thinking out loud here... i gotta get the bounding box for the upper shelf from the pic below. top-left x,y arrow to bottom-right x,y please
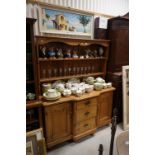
35,35 -> 110,47
39,57 -> 107,62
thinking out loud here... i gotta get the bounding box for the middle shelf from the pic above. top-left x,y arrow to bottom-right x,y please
40,72 -> 104,82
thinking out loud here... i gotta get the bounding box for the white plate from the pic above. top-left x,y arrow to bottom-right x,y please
43,92 -> 61,101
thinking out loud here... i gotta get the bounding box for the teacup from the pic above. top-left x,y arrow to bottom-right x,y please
42,83 -> 52,93
71,87 -> 78,95
47,89 -> 57,97
63,89 -> 71,97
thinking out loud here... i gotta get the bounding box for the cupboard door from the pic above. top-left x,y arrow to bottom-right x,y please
97,91 -> 113,127
44,102 -> 72,144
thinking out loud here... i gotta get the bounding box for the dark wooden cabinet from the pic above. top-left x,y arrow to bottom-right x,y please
44,102 -> 72,148
26,18 -> 37,100
106,14 -> 129,123
107,15 -> 129,72
97,91 -> 113,127
26,18 -> 43,131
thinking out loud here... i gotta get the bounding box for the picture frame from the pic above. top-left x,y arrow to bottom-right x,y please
26,128 -> 44,141
122,65 -> 129,130
26,128 -> 46,155
38,5 -> 94,38
26,135 -> 38,155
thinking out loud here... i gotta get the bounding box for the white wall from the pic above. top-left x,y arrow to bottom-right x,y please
26,0 -> 129,36
27,0 -> 129,17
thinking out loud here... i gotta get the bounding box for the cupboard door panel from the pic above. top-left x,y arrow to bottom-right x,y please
97,92 -> 113,127
44,102 -> 71,143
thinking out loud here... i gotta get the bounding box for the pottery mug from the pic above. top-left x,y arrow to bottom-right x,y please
47,89 -> 57,97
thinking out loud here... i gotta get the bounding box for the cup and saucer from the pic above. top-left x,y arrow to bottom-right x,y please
43,89 -> 61,101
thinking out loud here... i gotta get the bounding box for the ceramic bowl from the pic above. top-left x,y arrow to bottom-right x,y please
65,82 -> 72,89
78,86 -> 85,94
52,80 -> 65,89
85,85 -> 94,93
71,87 -> 78,95
75,89 -> 82,97
94,82 -> 104,90
55,83 -> 65,93
62,89 -> 72,97
106,82 -> 112,88
102,83 -> 108,89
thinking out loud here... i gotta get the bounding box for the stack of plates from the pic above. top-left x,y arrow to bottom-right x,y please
43,92 -> 61,101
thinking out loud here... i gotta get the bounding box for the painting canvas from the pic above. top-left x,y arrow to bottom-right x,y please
26,135 -> 38,155
39,7 -> 93,36
122,65 -> 129,130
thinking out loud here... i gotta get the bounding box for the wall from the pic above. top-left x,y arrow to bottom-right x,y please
27,0 -> 129,17
26,0 -> 129,36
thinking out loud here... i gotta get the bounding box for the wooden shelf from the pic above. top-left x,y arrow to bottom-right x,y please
41,87 -> 116,106
26,100 -> 42,109
40,72 -> 104,82
39,57 -> 107,62
26,119 -> 39,125
26,80 -> 35,84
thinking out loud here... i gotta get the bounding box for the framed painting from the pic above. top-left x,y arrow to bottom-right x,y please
26,135 -> 38,155
26,128 -> 46,155
26,128 -> 44,141
122,65 -> 129,130
38,6 -> 93,37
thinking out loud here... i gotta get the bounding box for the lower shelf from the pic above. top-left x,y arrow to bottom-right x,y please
26,119 -> 39,126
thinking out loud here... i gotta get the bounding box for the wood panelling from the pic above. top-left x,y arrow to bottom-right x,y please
44,102 -> 72,147
97,91 -> 113,127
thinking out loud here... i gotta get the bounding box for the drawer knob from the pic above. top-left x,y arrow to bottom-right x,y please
85,101 -> 90,105
85,112 -> 90,115
84,124 -> 89,127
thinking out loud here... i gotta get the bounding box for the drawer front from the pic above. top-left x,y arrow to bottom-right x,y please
76,98 -> 97,110
75,118 -> 96,134
76,106 -> 97,123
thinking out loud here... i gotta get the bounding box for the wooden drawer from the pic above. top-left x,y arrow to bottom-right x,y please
75,118 -> 96,134
76,106 -> 97,123
76,98 -> 97,110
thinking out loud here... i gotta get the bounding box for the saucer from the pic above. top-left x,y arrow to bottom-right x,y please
43,92 -> 61,101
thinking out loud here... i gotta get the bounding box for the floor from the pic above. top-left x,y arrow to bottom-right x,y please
47,124 -> 124,155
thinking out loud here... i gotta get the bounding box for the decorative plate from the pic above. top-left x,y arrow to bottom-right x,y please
43,92 -> 61,101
